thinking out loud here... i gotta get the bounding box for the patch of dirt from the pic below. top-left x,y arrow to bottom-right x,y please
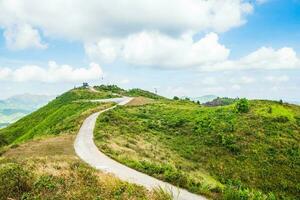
126,97 -> 154,106
3,135 -> 75,159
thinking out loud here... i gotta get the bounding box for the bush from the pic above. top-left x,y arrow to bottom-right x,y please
235,98 -> 250,113
173,96 -> 179,100
224,186 -> 277,200
0,163 -> 32,199
273,116 -> 289,123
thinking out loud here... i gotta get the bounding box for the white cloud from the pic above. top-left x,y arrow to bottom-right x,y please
0,0 -> 252,42
202,47 -> 300,71
86,32 -> 230,68
0,68 -> 11,79
0,0 -> 297,73
87,32 -> 300,71
232,84 -> 241,90
202,77 -> 218,85
230,76 -> 255,84
0,62 -> 103,83
120,79 -> 130,84
3,23 -> 47,50
265,75 -> 289,83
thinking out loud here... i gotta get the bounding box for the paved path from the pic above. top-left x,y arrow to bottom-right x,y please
74,97 -> 206,200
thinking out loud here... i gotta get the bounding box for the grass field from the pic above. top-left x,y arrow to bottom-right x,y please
0,135 -> 172,200
95,98 -> 300,199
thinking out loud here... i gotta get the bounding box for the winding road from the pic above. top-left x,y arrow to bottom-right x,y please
74,97 -> 206,200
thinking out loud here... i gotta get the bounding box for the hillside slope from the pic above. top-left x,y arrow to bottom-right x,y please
95,98 -> 300,199
0,86 -> 172,200
0,87 -> 117,148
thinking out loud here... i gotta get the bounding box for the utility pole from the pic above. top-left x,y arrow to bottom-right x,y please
154,88 -> 157,94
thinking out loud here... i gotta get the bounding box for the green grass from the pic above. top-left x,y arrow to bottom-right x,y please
94,85 -> 166,100
94,99 -> 300,199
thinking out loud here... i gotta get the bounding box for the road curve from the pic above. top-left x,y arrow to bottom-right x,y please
74,97 -> 206,200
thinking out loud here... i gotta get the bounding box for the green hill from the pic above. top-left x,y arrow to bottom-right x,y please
190,95 -> 218,103
1,85 -> 299,199
94,97 -> 300,199
0,86 -> 170,200
0,87 -> 117,148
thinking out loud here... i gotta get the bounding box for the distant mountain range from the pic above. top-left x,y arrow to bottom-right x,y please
189,95 -> 218,103
0,94 -> 55,128
288,101 -> 300,105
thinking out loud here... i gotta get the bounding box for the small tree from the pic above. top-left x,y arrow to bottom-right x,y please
235,98 -> 250,113
173,96 -> 179,100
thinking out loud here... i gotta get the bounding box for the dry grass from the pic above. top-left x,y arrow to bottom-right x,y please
1,135 -> 173,199
3,135 -> 75,159
126,97 -> 154,106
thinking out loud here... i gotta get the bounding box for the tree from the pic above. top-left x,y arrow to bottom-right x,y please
173,96 -> 179,100
235,98 -> 250,113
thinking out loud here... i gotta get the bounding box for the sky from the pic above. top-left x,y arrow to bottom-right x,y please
0,0 -> 299,101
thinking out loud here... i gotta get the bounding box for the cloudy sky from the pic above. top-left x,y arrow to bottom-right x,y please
0,0 -> 299,101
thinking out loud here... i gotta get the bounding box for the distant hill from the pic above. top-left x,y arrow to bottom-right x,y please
288,101 -> 300,105
203,97 -> 239,107
190,95 -> 218,103
0,94 -> 55,127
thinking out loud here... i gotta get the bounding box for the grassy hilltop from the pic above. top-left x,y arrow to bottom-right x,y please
94,91 -> 300,199
0,85 -> 299,200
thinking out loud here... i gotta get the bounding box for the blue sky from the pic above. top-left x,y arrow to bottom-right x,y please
0,0 -> 299,101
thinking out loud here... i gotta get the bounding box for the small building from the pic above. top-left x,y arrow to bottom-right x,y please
83,82 -> 89,88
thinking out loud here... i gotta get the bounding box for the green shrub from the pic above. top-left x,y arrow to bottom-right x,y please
173,96 -> 179,100
0,163 -> 32,199
34,175 -> 60,192
272,116 -> 289,123
224,186 -> 276,200
235,98 -> 250,113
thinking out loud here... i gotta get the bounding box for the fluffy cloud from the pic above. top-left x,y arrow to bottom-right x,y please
86,32 -> 230,68
202,47 -> 300,71
3,23 -> 47,50
0,0 -> 296,73
0,68 -> 11,79
0,62 -> 103,82
230,76 -> 255,84
265,75 -> 290,83
0,0 -> 252,42
201,77 -> 218,85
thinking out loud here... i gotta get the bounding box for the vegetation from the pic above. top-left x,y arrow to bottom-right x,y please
94,85 -> 165,100
1,85 -> 299,199
203,97 -> 238,107
95,98 -> 300,199
0,88 -> 114,148
0,134 -> 171,200
235,98 -> 250,113
0,86 -> 174,199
